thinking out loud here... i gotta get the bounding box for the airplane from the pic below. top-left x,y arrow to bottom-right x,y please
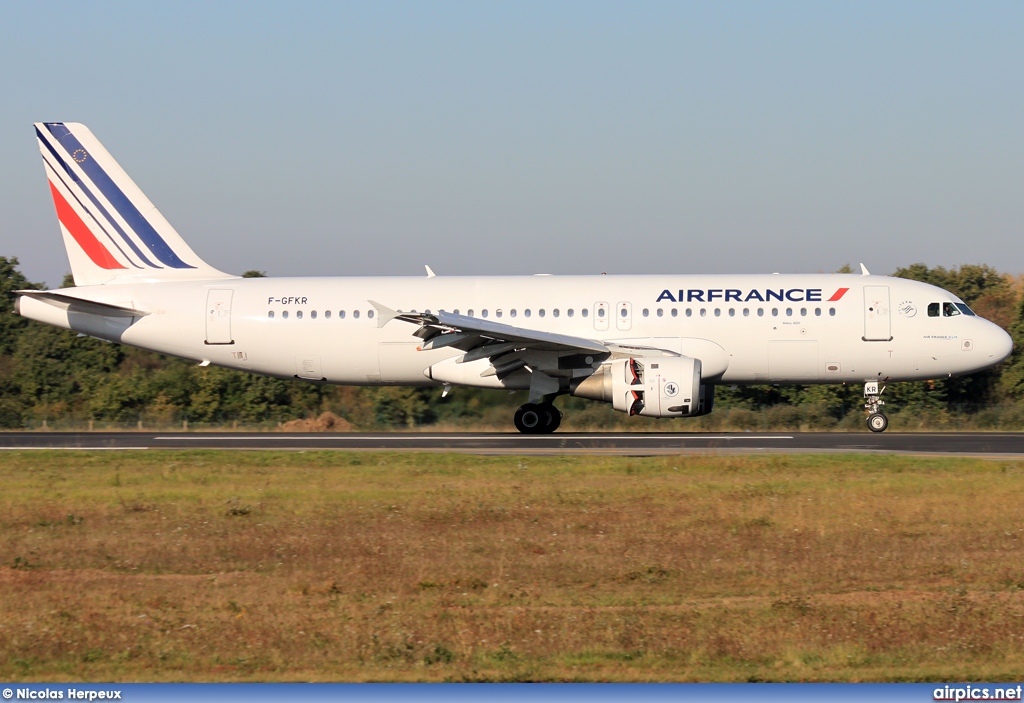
15,122 -> 1014,433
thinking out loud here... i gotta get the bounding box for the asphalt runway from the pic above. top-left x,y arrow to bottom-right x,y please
0,431 -> 1022,456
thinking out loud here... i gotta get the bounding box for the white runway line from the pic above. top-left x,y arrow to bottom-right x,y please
152,434 -> 795,441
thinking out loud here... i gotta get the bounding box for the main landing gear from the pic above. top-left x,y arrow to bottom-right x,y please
864,381 -> 888,433
514,402 -> 562,434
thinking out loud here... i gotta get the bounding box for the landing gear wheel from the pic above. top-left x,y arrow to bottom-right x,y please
514,403 -> 545,434
514,403 -> 562,434
539,403 -> 561,433
867,413 -> 888,433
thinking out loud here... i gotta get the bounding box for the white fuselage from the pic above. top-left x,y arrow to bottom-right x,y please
18,272 -> 1013,388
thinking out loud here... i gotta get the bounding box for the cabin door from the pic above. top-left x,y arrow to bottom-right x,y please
205,289 -> 234,345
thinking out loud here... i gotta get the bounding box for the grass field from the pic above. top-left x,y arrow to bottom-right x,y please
2,450 -> 1024,682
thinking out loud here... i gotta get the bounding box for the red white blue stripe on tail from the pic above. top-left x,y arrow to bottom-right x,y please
35,122 -> 229,285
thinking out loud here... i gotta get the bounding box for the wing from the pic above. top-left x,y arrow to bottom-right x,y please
371,300 -> 606,353
369,300 -> 680,385
370,300 -> 610,385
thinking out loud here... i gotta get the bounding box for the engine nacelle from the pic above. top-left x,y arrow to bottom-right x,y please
571,356 -> 707,418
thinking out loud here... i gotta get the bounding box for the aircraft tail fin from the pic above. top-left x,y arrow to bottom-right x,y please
35,122 -> 233,286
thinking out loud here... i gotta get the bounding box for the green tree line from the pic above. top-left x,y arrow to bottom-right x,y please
2,256 -> 1023,430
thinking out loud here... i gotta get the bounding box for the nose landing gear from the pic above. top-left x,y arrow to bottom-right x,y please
513,402 -> 562,434
864,381 -> 888,433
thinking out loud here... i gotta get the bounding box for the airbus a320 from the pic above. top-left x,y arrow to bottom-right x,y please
16,123 -> 1014,433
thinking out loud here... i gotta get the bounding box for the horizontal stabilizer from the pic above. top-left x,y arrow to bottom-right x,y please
16,290 -> 148,318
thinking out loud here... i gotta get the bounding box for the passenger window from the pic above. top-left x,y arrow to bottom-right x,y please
814,308 -> 821,316
268,311 -> 275,319
757,308 -> 764,317
524,309 -> 531,317
800,308 -> 807,316
928,302 -> 940,317
553,309 -> 560,317
685,309 -> 692,317
597,308 -> 604,318
671,309 -> 678,317
510,309 -> 516,318
620,308 -> 628,318
743,308 -> 749,317
567,309 -> 574,317
482,309 -> 488,318
785,308 -> 792,316
368,310 -> 374,319
582,308 -> 589,317
714,308 -> 721,317
829,308 -> 836,316
700,308 -> 707,317
729,308 -> 735,317
311,310 -> 317,319
496,310 -> 503,318
467,309 -> 474,317
642,309 -> 649,317
283,311 -> 289,319
943,302 -> 960,317
657,308 -> 664,317
325,310 -> 331,319
297,310 -> 303,319
339,310 -> 345,319
353,310 -> 359,319
772,308 -> 779,317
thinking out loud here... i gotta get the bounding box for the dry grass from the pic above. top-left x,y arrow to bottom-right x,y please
2,450 -> 1024,681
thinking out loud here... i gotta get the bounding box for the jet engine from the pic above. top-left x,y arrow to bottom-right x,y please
570,356 -> 711,418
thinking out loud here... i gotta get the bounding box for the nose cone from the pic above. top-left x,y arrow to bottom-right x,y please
985,323 -> 1014,366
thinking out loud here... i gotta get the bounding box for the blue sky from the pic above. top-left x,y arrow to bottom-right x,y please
1,1 -> 1021,287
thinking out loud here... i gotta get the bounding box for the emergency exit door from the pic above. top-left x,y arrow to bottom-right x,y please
594,302 -> 609,331
205,289 -> 234,344
616,302 -> 632,331
863,285 -> 892,341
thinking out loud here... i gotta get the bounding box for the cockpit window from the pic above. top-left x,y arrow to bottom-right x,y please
928,303 -> 940,317
955,303 -> 976,316
943,302 -> 960,317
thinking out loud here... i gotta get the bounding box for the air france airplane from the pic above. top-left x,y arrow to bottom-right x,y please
16,123 -> 1014,433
